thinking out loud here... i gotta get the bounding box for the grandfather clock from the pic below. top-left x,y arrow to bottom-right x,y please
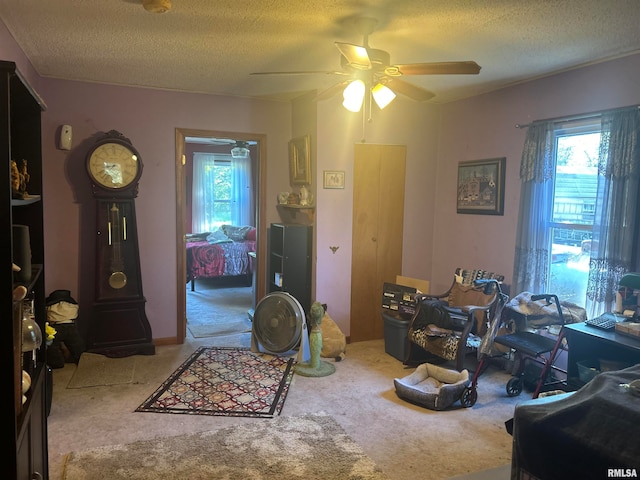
85,130 -> 154,356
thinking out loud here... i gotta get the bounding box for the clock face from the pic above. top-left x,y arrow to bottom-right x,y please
88,141 -> 141,190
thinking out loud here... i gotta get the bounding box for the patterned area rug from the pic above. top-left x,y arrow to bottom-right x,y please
62,414 -> 388,480
135,347 -> 294,418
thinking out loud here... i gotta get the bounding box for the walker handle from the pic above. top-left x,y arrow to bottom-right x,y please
531,293 -> 565,324
531,294 -> 553,302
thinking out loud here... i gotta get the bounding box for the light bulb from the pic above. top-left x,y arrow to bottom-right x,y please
372,83 -> 396,109
342,80 -> 365,112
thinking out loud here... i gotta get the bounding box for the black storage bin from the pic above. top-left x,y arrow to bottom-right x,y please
382,312 -> 410,361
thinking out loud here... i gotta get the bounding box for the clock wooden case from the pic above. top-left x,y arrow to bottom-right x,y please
85,130 -> 154,356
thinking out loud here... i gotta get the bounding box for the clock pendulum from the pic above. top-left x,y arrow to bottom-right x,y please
107,202 -> 127,289
85,130 -> 154,357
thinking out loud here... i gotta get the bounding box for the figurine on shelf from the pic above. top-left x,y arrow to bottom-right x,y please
299,185 -> 310,206
19,159 -> 30,197
278,191 -> 290,205
11,159 -> 22,199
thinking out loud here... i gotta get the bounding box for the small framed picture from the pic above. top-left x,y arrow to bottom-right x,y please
323,170 -> 345,189
456,157 -> 506,215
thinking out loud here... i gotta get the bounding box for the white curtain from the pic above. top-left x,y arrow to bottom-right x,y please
231,153 -> 253,226
586,108 -> 640,316
511,121 -> 555,295
191,153 -> 215,233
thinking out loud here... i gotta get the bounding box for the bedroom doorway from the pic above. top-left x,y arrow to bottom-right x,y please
175,129 -> 267,344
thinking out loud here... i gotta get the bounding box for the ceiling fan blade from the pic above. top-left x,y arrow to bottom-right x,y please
395,61 -> 481,76
251,70 -> 349,76
313,80 -> 351,101
384,78 -> 435,102
335,42 -> 371,70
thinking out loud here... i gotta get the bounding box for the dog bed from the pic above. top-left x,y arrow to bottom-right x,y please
394,363 -> 469,410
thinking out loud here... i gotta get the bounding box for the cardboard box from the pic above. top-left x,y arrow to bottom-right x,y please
381,276 -> 430,320
395,275 -> 430,295
615,321 -> 640,339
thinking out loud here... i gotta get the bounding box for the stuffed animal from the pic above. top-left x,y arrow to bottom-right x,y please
312,303 -> 346,362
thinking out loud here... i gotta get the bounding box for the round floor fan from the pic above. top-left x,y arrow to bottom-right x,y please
251,292 -> 310,362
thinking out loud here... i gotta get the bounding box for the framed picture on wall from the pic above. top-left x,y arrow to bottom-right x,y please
323,170 -> 345,189
289,135 -> 311,185
456,157 -> 505,215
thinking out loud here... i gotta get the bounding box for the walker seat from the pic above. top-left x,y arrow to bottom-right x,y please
394,363 -> 469,410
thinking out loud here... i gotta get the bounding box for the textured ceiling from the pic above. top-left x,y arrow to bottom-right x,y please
1,0 -> 639,103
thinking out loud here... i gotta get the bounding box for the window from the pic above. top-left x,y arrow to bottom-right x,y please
191,152 -> 253,233
514,107 -> 640,317
209,158 -> 232,228
548,122 -> 600,306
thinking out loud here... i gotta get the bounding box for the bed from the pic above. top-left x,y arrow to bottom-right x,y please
185,225 -> 256,291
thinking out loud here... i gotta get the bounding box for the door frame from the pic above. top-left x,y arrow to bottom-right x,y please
175,128 -> 267,343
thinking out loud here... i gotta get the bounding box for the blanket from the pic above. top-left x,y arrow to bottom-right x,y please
506,291 -> 587,327
512,364 -> 640,479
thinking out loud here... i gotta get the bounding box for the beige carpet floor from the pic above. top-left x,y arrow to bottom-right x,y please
186,280 -> 252,338
48,333 -> 521,480
63,413 -> 388,479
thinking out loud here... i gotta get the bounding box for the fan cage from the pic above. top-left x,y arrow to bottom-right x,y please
253,292 -> 305,353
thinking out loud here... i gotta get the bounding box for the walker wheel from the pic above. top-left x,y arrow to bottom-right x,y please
506,377 -> 523,397
461,386 -> 477,407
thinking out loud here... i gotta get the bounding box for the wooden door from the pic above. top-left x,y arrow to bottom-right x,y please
350,144 -> 406,342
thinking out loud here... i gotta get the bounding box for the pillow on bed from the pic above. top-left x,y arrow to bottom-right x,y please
221,225 -> 254,242
186,232 -> 210,241
206,229 -> 232,244
245,227 -> 256,241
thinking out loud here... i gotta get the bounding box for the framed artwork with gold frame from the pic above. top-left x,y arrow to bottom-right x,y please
289,135 -> 311,185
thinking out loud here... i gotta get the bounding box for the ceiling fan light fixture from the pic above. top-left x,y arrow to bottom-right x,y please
371,83 -> 396,109
342,79 -> 365,112
231,143 -> 250,158
142,0 -> 171,13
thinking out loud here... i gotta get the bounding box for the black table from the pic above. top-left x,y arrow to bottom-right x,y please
563,322 -> 640,389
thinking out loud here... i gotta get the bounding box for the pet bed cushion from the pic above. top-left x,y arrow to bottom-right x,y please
394,363 -> 469,410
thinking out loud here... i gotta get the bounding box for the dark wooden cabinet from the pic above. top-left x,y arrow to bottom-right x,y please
268,224 -> 312,313
2,60 -> 49,480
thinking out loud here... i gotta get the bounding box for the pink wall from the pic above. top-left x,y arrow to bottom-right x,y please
313,54 -> 640,335
314,97 -> 441,332
429,54 -> 640,294
3,18 -> 640,340
29,74 -> 291,340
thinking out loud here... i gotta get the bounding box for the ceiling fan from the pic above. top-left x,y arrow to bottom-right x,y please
251,17 -> 481,110
184,137 -> 255,158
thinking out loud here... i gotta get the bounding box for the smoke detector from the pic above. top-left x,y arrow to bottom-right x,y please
143,0 -> 171,13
